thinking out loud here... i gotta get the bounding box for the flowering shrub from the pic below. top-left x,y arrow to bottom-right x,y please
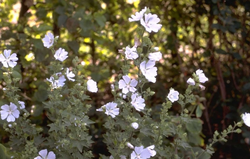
0,7 -> 246,159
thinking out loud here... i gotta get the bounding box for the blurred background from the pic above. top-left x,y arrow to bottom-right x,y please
0,0 -> 250,158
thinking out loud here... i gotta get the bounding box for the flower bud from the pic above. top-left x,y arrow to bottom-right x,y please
126,142 -> 134,149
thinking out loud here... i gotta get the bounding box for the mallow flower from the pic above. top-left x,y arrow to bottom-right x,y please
140,13 -> 162,33
146,145 -> 156,157
0,49 -> 18,68
42,33 -> 54,48
119,75 -> 138,94
129,7 -> 147,22
148,51 -> 162,61
46,73 -> 66,89
131,122 -> 139,129
196,69 -> 208,83
131,93 -> 145,111
187,78 -> 195,85
96,102 -> 119,118
167,89 -> 179,103
87,79 -> 98,93
0,103 -> 20,122
131,146 -> 151,159
54,48 -> 68,62
66,68 -> 75,81
18,101 -> 25,109
34,149 -> 56,159
242,113 -> 250,127
125,46 -> 138,60
140,60 -> 157,83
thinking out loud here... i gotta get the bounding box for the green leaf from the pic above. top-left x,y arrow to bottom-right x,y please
58,14 -> 68,27
192,147 -> 211,159
215,49 -> 228,55
185,118 -> 202,133
94,13 -> 106,27
196,105 -> 203,117
0,144 -> 10,159
12,70 -> 22,80
68,41 -> 79,54
34,88 -> 48,102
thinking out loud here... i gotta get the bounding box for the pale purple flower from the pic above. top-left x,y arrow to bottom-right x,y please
131,146 -> 151,159
18,101 -> 25,109
87,79 -> 98,93
187,78 -> 195,85
242,113 -> 250,127
0,103 -> 20,122
131,93 -> 145,111
131,122 -> 139,129
140,13 -> 162,33
119,75 -> 138,94
46,73 -> 66,89
54,48 -> 68,62
0,50 -> 18,68
66,68 -> 75,81
97,102 -> 119,118
34,149 -> 56,159
196,69 -> 208,83
125,46 -> 138,60
42,33 -> 54,48
148,52 -> 162,61
129,7 -> 147,22
140,60 -> 157,83
167,89 -> 179,103
146,145 -> 156,157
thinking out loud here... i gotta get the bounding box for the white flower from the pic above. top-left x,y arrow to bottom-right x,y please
199,84 -> 206,90
242,113 -> 250,127
131,93 -> 145,111
167,89 -> 179,103
34,149 -> 56,159
131,146 -> 151,159
140,60 -> 157,83
54,48 -> 68,62
140,13 -> 162,33
18,101 -> 25,109
99,102 -> 119,118
0,50 -> 18,68
125,46 -> 138,60
46,73 -> 66,89
66,68 -> 75,81
187,78 -> 195,85
196,69 -> 208,83
146,145 -> 156,157
129,7 -> 147,22
126,142 -> 134,149
131,122 -> 139,129
120,155 -> 126,159
154,47 -> 159,51
148,52 -> 162,61
0,103 -> 20,122
42,33 -> 54,48
118,75 -> 138,94
87,79 -> 98,93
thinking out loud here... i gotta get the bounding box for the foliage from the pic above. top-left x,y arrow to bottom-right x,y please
0,0 -> 250,159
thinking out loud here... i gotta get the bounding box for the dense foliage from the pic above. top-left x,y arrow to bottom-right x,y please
0,0 -> 250,158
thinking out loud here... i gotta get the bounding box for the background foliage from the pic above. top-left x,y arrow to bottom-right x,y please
0,0 -> 250,158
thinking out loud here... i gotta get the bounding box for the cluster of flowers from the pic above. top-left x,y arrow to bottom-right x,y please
1,6 -> 250,159
42,33 -> 98,92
